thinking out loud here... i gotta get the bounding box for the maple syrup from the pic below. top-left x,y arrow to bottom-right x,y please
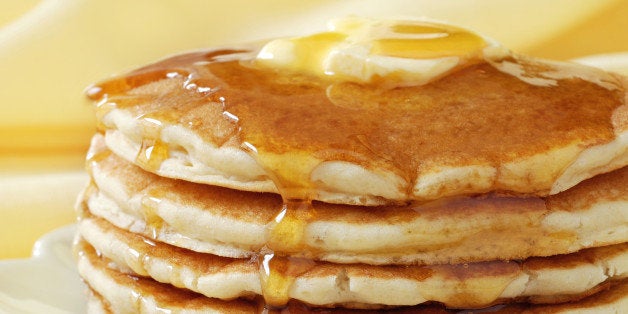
135,138 -> 169,172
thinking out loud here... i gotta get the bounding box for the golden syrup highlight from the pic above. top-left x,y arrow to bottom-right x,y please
135,138 -> 169,172
259,253 -> 317,307
139,191 -> 164,240
266,201 -> 316,254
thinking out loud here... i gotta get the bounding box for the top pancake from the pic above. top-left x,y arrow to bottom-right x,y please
88,47 -> 628,205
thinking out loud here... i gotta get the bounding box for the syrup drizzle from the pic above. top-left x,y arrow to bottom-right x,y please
247,140 -> 320,305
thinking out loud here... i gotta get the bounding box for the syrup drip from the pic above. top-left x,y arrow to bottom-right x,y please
259,253 -> 317,307
135,138 -> 169,172
266,201 -> 315,254
258,199 -> 318,307
222,97 -> 320,307
246,142 -> 320,306
140,191 -> 164,239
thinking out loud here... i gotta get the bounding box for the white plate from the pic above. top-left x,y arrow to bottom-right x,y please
0,225 -> 85,314
0,53 -> 626,314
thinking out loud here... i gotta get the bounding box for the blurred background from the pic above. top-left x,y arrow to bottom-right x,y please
1,0 -> 627,259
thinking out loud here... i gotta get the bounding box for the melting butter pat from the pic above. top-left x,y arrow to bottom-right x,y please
256,17 -> 504,85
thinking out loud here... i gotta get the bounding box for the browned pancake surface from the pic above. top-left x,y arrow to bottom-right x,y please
88,48 -> 626,200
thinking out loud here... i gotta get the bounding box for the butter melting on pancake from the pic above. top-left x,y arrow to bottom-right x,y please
87,17 -> 627,205
256,17 -> 497,86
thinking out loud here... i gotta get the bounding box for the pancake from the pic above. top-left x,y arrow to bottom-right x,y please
87,43 -> 628,206
78,216 -> 628,309
75,240 -> 259,313
76,238 -> 628,313
77,17 -> 628,313
82,134 -> 628,265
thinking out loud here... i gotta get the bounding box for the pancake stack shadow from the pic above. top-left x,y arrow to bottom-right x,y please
75,28 -> 628,313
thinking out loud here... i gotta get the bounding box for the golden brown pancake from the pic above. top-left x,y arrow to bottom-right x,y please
75,241 -> 259,313
77,216 -> 628,309
88,46 -> 627,205
82,134 -> 628,265
76,238 -> 628,313
77,18 -> 628,313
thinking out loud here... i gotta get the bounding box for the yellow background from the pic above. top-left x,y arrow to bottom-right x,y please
1,0 -> 627,259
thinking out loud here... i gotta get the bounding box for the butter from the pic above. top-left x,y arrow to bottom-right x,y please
256,17 -> 506,86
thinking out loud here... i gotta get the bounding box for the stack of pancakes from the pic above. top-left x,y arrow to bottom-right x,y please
75,20 -> 628,313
